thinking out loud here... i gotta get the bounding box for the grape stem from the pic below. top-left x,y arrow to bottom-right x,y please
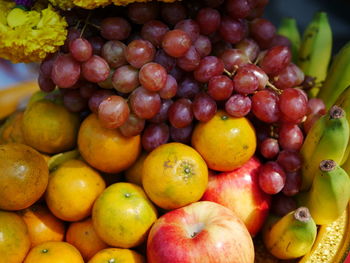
80,12 -> 92,38
224,68 -> 233,77
266,81 -> 282,95
87,22 -> 101,30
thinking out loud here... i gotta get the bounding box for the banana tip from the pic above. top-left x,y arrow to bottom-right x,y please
294,207 -> 312,222
329,105 -> 345,119
319,159 -> 336,172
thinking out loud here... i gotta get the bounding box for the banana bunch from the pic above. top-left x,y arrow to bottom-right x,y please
298,160 -> 350,225
300,105 -> 349,191
297,12 -> 332,97
334,86 -> 350,166
318,42 -> 350,109
277,17 -> 301,63
263,207 -> 317,259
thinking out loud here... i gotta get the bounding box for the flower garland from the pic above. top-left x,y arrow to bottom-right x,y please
0,0 -> 67,63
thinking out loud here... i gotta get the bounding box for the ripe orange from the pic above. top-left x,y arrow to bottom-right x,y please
142,142 -> 208,210
20,204 -> 65,248
92,182 -> 158,248
66,218 -> 108,261
0,111 -> 25,144
21,99 -> 80,154
88,248 -> 145,263
0,143 -> 49,210
23,241 -> 84,263
78,113 -> 141,174
45,159 -> 106,222
192,110 -> 257,171
0,210 -> 31,263
125,152 -> 148,186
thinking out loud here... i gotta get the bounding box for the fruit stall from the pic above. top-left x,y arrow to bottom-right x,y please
0,0 -> 350,262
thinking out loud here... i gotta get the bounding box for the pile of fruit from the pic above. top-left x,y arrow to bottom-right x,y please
0,0 -> 350,262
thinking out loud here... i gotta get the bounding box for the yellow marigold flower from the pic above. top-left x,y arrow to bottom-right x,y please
48,0 -> 74,10
72,0 -> 178,9
73,0 -> 111,9
110,0 -> 178,6
0,4 -> 67,63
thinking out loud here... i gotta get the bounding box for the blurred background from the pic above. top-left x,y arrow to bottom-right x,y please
1,0 -> 350,88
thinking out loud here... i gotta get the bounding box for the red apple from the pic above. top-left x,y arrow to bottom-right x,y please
201,156 -> 271,236
147,201 -> 254,263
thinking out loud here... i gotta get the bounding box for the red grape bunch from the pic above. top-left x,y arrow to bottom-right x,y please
38,0 -> 324,214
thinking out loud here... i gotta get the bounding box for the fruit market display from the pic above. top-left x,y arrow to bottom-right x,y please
0,0 -> 350,262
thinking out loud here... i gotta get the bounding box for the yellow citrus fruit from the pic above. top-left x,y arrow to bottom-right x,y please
23,241 -> 84,263
20,204 -> 65,248
27,89 -> 63,108
125,152 -> 148,186
22,99 -> 80,154
78,114 -> 141,174
142,142 -> 208,210
0,210 -> 31,263
92,182 -> 158,248
45,159 -> 106,222
88,248 -> 145,263
66,218 -> 108,261
0,143 -> 49,211
0,111 -> 25,144
192,110 -> 256,171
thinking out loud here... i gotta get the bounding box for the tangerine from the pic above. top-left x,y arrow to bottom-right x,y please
45,159 -> 106,222
92,182 -> 157,248
142,142 -> 208,210
0,111 -> 25,144
0,143 -> 48,210
23,241 -> 84,263
20,204 -> 65,247
66,217 -> 108,261
0,210 -> 31,263
78,114 -> 141,174
192,110 -> 257,171
88,248 -> 145,263
125,152 -> 148,186
21,99 -> 80,154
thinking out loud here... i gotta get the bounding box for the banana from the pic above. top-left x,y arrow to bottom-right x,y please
0,80 -> 39,120
318,41 -> 350,109
299,160 -> 350,225
342,151 -> 350,174
300,105 -> 349,191
277,17 -> 301,63
263,207 -> 317,260
48,149 -> 80,171
334,86 -> 350,164
297,12 -> 332,96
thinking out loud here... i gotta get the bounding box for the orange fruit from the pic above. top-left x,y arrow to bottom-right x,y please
22,99 -> 80,154
92,182 -> 158,248
78,113 -> 141,174
0,111 -> 25,144
20,204 -> 65,248
192,110 -> 256,171
125,152 -> 148,186
142,142 -> 208,210
0,143 -> 48,210
66,218 -> 108,261
88,248 -> 145,263
45,159 -> 106,222
0,210 -> 31,263
23,241 -> 84,263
